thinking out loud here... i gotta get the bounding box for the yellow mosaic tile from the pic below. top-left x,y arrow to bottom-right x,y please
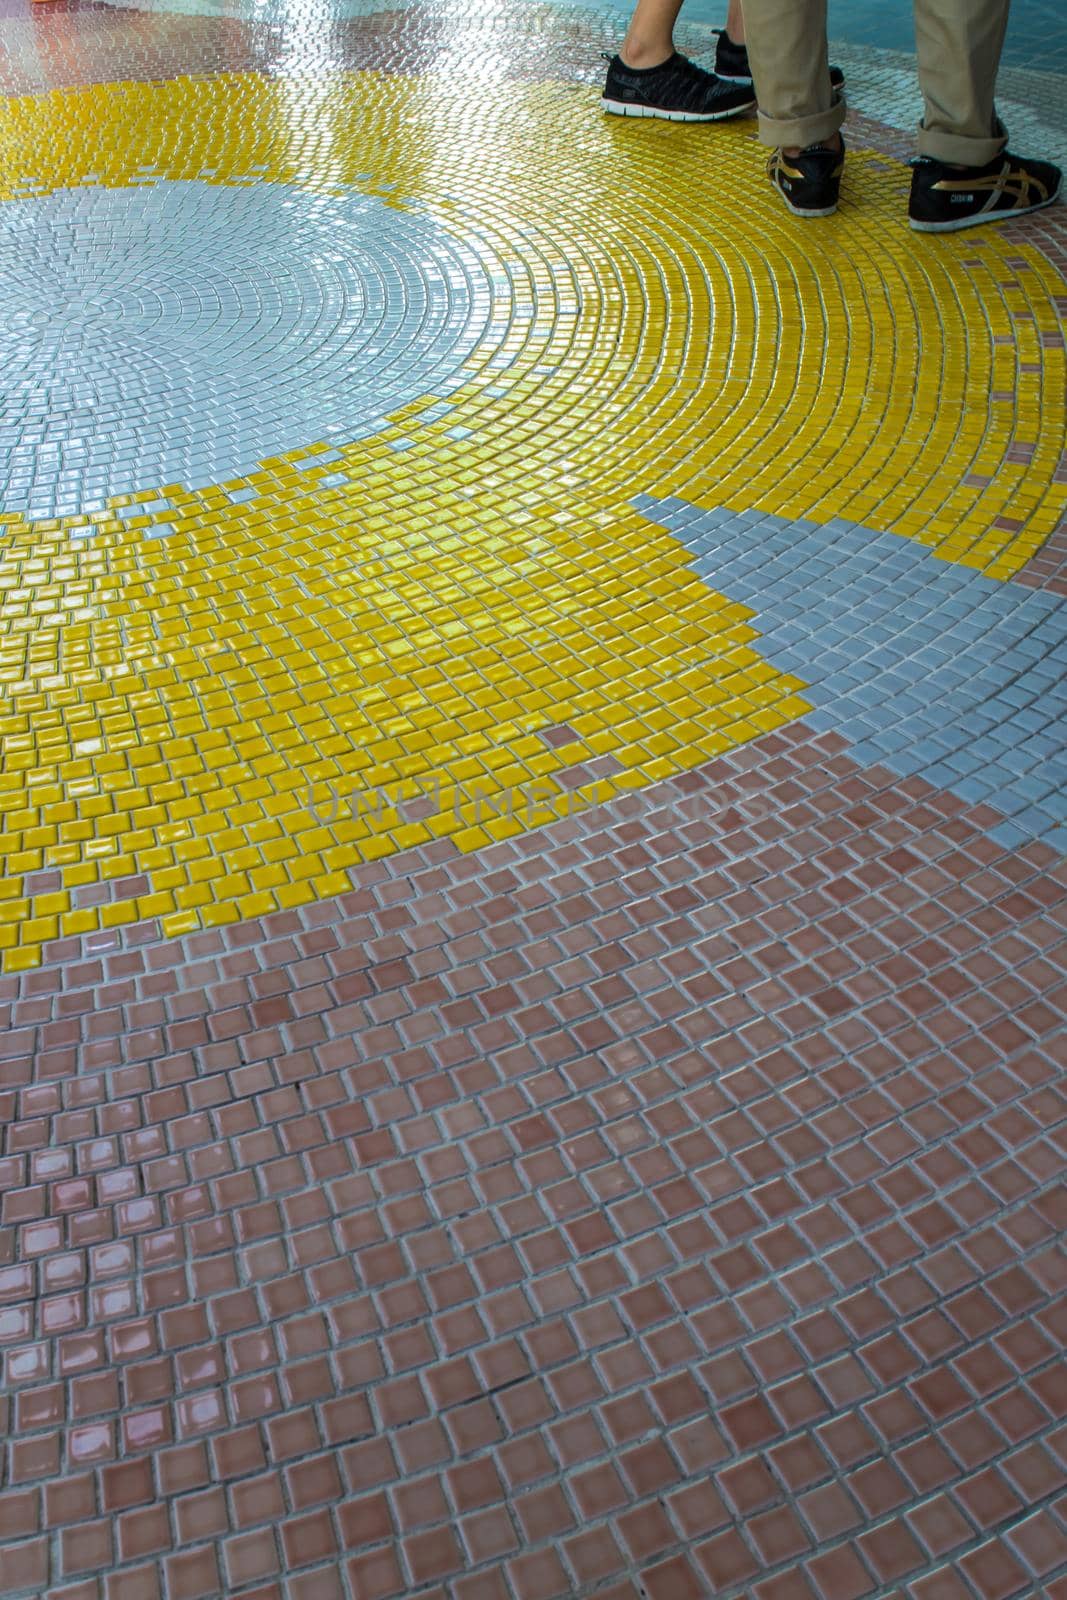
0,72 -> 1063,963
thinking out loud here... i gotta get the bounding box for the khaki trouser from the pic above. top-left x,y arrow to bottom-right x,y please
742,0 -> 1010,166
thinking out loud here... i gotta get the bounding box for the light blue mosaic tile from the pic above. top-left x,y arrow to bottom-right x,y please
0,179 -> 511,517
641,498 -> 1067,848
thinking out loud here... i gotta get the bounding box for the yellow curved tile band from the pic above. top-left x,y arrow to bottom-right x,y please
0,72 -> 1063,966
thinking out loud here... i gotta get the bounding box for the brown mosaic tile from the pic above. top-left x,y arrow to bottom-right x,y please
0,264 -> 1060,1597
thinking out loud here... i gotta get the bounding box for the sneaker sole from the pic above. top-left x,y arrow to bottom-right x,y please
772,183 -> 839,219
908,181 -> 1061,232
719,68 -> 846,87
601,95 -> 756,122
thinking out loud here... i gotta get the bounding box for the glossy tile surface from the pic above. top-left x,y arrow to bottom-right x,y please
0,0 -> 1065,1597
0,69 -> 1064,964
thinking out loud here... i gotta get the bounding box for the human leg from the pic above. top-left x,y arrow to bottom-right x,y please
741,0 -> 843,152
921,0 -> 1011,163
714,0 -> 845,94
619,0 -> 744,68
619,0 -> 685,68
603,0 -> 756,120
914,0 -> 1009,165
713,0 -> 753,77
908,0 -> 1060,229
740,0 -> 845,215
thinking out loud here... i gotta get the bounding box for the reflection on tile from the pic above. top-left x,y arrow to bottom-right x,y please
0,69 -> 1063,968
0,181 -> 499,514
0,2 -> 1064,1598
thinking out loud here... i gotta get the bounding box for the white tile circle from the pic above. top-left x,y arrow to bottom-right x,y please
0,179 -> 503,516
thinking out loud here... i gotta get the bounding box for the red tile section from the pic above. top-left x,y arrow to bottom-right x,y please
0,724 -> 1065,1599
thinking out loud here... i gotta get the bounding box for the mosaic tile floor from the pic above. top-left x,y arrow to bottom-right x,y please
0,0 -> 1065,1597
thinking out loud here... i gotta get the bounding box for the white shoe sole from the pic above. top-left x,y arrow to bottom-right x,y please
721,68 -> 845,88
908,180 -> 1061,231
601,96 -> 756,123
773,185 -> 839,218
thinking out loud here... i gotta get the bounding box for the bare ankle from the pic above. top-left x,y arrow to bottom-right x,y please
619,36 -> 673,68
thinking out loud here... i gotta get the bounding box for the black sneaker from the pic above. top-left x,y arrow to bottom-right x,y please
768,140 -> 844,217
908,151 -> 1062,232
712,29 -> 844,91
601,51 -> 756,122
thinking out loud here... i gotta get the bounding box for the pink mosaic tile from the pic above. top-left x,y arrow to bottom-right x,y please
0,722 -> 1061,1598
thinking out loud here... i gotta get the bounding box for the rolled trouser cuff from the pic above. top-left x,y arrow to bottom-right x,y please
916,114 -> 1008,167
757,91 -> 846,150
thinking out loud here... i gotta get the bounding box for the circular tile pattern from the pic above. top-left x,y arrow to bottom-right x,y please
0,12 -> 1064,1600
0,181 -> 497,515
0,70 -> 1063,970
